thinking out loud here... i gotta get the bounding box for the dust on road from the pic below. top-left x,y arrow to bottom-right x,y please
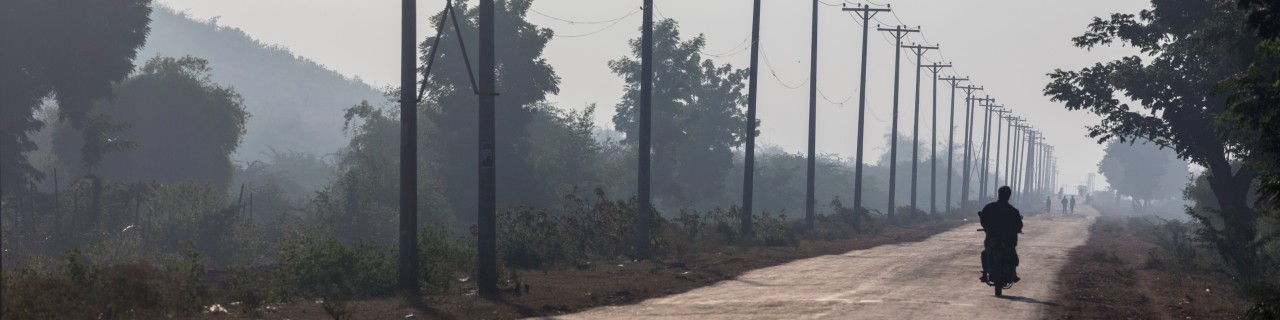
549,205 -> 1098,319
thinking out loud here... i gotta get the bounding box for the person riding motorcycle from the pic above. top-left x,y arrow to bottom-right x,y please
980,186 -> 1023,283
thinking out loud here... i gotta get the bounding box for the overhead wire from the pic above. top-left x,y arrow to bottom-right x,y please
760,44 -> 808,90
554,9 -> 641,38
529,7 -> 639,25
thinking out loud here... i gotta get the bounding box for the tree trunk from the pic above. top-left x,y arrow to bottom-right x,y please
1204,160 -> 1259,281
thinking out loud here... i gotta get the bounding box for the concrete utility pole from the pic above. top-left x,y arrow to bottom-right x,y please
922,63 -> 950,215
477,0 -> 497,296
978,99 -> 996,203
741,0 -> 763,238
805,0 -> 819,232
843,4 -> 889,220
1013,123 -> 1028,203
1024,129 -> 1034,197
635,0 -> 654,258
902,43 -> 936,217
877,25 -> 919,221
1003,115 -> 1016,187
992,108 -> 1008,192
971,96 -> 994,205
958,87 -> 981,211
398,0 -> 419,295
940,76 -> 967,214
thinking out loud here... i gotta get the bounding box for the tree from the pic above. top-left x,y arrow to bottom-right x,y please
611,19 -> 750,209
417,0 -> 561,227
52,56 -> 248,190
1229,0 -> 1280,212
1044,0 -> 1270,300
0,0 -> 152,194
1097,140 -> 1188,207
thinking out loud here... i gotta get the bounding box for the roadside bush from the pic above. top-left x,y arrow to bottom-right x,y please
418,226 -> 473,294
2,248 -> 210,319
271,235 -> 396,303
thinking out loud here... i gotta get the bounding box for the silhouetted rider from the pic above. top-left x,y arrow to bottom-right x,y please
980,186 -> 1023,283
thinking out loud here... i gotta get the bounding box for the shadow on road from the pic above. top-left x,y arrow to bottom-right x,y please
998,295 -> 1058,306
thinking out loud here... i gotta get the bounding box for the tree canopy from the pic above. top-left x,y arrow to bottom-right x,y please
1097,140 -> 1189,204
610,18 -> 750,208
0,0 -> 152,194
53,56 -> 248,190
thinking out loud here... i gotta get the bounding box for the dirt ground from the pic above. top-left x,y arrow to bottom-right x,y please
549,205 -> 1095,319
1048,205 -> 1250,319
195,219 -> 966,319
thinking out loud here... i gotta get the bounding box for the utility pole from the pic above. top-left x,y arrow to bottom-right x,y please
398,0 -> 419,295
477,0 -> 497,296
902,43 -> 936,217
978,99 -> 996,203
1003,115 -> 1015,187
958,87 -> 981,211
992,108 -> 1008,192
1023,130 -> 1038,200
1015,124 -> 1029,202
635,0 -> 654,258
922,63 -> 950,215
805,0 -> 820,232
742,0 -> 763,238
940,76 -> 967,215
877,25 -> 919,222
844,4 -> 890,220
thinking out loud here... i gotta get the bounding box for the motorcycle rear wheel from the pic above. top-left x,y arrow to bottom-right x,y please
995,284 -> 1003,297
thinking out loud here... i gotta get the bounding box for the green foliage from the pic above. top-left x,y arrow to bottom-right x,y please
0,0 -> 152,193
138,6 -> 385,159
610,18 -> 750,208
1045,0 -> 1275,309
52,56 -> 248,190
2,248 -> 210,319
271,235 -> 396,302
1098,140 -> 1189,204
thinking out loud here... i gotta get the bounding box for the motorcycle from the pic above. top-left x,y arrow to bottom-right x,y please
978,228 -> 1016,297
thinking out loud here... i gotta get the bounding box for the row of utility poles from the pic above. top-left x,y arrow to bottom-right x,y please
394,0 -> 1060,296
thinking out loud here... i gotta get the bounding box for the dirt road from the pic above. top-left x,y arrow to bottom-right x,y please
551,205 -> 1097,319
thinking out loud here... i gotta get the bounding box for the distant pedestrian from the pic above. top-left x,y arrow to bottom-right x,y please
1061,196 -> 1068,214
1046,196 -> 1051,213
1070,196 -> 1076,214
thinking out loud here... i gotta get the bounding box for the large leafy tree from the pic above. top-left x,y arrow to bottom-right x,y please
1230,0 -> 1280,210
1044,0 -> 1270,295
417,0 -> 561,226
0,0 -> 152,194
52,56 -> 248,190
1097,140 -> 1188,206
611,19 -> 750,208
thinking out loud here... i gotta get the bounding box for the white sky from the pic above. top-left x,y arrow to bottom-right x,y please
155,0 -> 1153,192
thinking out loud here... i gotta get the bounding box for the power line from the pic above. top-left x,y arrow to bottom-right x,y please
529,7 -> 639,25
818,88 -> 855,105
700,37 -> 750,58
555,9 -> 641,38
760,45 -> 807,89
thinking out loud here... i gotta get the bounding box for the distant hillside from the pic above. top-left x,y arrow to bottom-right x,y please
135,6 -> 385,161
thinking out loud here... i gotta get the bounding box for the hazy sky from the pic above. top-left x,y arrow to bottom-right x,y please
156,0 -> 1154,192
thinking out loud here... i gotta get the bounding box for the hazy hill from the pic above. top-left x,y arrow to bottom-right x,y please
135,6 -> 385,161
